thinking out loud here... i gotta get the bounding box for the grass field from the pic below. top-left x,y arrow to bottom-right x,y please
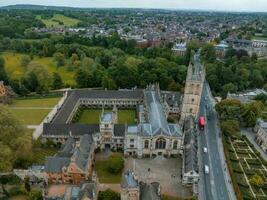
10,97 -> 60,107
252,36 -> 267,41
77,109 -> 136,124
36,14 -> 80,27
8,97 -> 60,125
32,147 -> 58,164
95,153 -> 123,184
1,52 -> 75,85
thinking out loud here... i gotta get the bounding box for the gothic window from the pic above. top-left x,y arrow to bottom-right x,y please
144,140 -> 149,149
173,141 -> 178,149
191,98 -> 194,103
155,138 -> 166,149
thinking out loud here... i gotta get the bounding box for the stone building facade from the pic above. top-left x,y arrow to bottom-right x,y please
180,53 -> 205,125
255,119 -> 267,153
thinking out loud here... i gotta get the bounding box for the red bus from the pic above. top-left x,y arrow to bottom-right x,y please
199,116 -> 205,130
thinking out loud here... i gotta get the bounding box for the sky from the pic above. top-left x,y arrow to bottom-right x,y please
0,0 -> 267,12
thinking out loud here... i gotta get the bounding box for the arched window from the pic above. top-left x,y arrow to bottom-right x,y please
144,140 -> 149,149
155,138 -> 166,149
173,141 -> 178,149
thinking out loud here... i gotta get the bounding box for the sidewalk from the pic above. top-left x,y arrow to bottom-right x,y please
241,128 -> 267,161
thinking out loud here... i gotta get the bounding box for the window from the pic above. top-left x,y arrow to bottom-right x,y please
191,98 -> 194,102
130,144 -> 134,148
105,124 -> 109,128
173,141 -> 178,149
130,139 -> 134,143
144,140 -> 149,149
155,138 -> 166,149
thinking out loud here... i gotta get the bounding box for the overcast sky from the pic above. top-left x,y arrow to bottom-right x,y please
0,0 -> 267,12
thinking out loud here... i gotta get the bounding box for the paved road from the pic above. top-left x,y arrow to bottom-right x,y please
198,82 -> 235,200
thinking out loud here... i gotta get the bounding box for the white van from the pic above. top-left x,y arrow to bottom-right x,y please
204,165 -> 209,174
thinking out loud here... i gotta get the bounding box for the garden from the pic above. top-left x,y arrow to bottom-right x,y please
95,153 -> 124,184
224,135 -> 267,200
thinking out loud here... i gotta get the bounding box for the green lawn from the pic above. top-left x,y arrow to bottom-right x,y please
8,97 -> 60,125
77,109 -> 108,124
1,52 -> 75,85
95,153 -> 123,184
252,36 -> 267,41
117,110 -> 136,124
10,109 -> 50,125
9,97 -> 60,107
32,147 -> 58,164
36,14 -> 80,27
77,109 -> 136,124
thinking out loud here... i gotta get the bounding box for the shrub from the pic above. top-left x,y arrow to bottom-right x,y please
250,174 -> 264,188
8,185 -> 27,196
107,154 -> 124,174
98,189 -> 120,200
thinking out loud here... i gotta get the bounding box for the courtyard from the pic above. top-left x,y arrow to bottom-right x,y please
125,157 -> 192,198
76,108 -> 136,124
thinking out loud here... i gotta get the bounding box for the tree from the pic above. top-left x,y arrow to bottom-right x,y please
254,93 -> 267,105
71,53 -> 79,65
250,174 -> 264,188
53,52 -> 65,67
27,189 -> 42,200
201,43 -> 216,63
220,120 -> 240,137
0,105 -> 32,171
20,55 -> 31,68
101,76 -> 117,90
98,189 -> 120,200
215,99 -> 242,121
0,56 -> 9,83
25,62 -> 50,93
222,83 -> 237,98
24,176 -> 31,192
0,142 -> 13,172
52,72 -> 63,89
241,101 -> 263,127
107,154 -> 124,174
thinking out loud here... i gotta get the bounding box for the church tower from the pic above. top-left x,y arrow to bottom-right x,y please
180,52 -> 205,125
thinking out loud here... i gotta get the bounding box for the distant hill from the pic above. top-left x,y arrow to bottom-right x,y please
0,4 -> 89,11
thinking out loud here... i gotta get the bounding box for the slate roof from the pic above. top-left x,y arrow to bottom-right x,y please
57,137 -> 76,157
45,157 -> 70,173
45,134 -> 93,173
145,90 -> 170,135
77,182 -> 97,199
143,90 -> 182,137
183,116 -> 198,174
121,171 -> 139,188
43,123 -> 99,137
53,89 -> 143,123
140,182 -> 161,200
114,124 -> 126,137
161,91 -> 181,107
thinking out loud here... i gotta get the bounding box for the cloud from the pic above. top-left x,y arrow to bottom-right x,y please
0,0 -> 266,12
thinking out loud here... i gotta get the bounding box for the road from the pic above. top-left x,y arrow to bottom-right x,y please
198,82 -> 235,200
